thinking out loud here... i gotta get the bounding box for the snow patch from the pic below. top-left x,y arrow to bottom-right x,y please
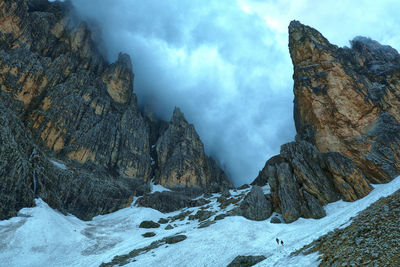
50,160 -> 67,170
150,180 -> 171,193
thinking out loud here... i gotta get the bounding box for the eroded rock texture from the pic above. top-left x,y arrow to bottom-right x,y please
235,185 -> 272,221
154,108 -> 232,192
0,91 -> 148,220
290,20 -> 400,183
0,0 -> 230,219
253,21 -> 400,222
255,141 -> 372,222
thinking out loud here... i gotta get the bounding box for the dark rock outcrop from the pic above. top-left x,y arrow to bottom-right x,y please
135,191 -> 207,213
234,186 -> 272,221
139,220 -> 160,229
142,232 -> 156,238
227,255 -> 266,267
255,140 -> 371,223
270,216 -> 281,224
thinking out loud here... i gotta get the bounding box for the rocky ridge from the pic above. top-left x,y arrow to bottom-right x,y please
0,0 -> 231,220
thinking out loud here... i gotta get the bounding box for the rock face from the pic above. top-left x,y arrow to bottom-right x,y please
253,21 -> 400,223
235,186 -> 272,221
0,0 -> 230,220
135,191 -> 207,213
289,20 -> 400,183
154,108 -> 232,192
0,91 -> 149,220
255,140 -> 373,223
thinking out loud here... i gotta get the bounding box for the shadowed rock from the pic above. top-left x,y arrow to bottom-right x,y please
154,107 -> 232,192
227,255 -> 266,267
136,191 -> 208,213
254,140 -> 372,223
235,186 -> 272,221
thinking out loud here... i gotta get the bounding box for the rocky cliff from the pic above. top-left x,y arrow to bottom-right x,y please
154,108 -> 231,192
0,0 -> 231,220
253,21 -> 400,223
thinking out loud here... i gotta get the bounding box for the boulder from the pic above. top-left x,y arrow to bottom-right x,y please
165,224 -> 174,230
270,216 -> 281,224
236,186 -> 272,221
227,255 -> 266,267
165,235 -> 187,244
139,221 -> 160,229
142,232 -> 156,238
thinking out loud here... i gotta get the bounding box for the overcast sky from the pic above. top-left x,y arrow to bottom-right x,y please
71,0 -> 400,186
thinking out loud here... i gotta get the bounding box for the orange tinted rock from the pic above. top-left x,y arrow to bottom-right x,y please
289,21 -> 400,183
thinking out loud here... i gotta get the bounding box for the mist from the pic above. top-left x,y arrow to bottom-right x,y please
70,0 -> 400,186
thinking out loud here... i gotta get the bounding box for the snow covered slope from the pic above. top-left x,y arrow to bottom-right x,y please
1,177 -> 400,267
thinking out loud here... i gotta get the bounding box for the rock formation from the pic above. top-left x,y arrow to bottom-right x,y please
154,107 -> 232,192
290,20 -> 400,183
235,185 -> 272,221
0,0 -> 231,220
253,21 -> 400,223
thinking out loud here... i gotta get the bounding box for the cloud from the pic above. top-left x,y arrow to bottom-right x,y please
70,0 -> 400,186
240,0 -> 400,50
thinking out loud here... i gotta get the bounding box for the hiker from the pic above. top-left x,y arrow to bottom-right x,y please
276,238 -> 279,245
281,240 -> 284,246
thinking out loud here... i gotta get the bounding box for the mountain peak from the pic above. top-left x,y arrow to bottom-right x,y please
288,20 -> 333,65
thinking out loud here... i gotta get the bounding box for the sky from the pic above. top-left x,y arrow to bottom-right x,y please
70,0 -> 400,186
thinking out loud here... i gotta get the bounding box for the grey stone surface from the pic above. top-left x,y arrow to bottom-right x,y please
154,108 -> 232,192
227,255 -> 266,267
139,221 -> 160,229
236,186 -> 272,221
270,216 -> 281,224
253,140 -> 374,223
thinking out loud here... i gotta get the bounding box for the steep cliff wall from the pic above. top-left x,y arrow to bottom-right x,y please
253,21 -> 400,223
0,0 -> 231,220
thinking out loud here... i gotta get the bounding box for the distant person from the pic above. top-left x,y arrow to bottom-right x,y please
281,240 -> 284,246
276,238 -> 279,245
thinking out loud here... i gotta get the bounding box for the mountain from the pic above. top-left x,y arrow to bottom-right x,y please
252,21 -> 400,223
0,0 -> 231,221
1,2 -> 400,265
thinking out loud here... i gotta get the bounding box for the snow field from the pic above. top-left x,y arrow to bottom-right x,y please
0,177 -> 399,267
